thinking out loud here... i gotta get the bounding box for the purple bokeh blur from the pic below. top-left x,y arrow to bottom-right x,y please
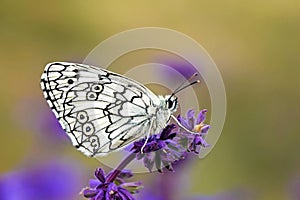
157,59 -> 199,79
13,97 -> 69,143
0,160 -> 84,200
3,97 -> 87,200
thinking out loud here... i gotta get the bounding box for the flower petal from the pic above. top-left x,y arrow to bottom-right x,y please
177,115 -> 190,129
121,181 -> 143,194
89,179 -> 100,188
95,168 -> 106,183
94,189 -> 104,200
201,125 -> 211,134
119,187 -> 136,200
118,169 -> 133,179
196,109 -> 207,124
83,188 -> 98,198
160,124 -> 176,140
187,109 -> 196,129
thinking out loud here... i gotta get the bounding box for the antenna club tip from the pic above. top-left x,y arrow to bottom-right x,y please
191,73 -> 198,77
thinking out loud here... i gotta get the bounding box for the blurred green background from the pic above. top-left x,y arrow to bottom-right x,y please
1,1 -> 300,200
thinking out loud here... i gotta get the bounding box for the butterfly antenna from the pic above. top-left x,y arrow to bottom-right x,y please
173,73 -> 198,94
173,80 -> 200,95
168,73 -> 198,100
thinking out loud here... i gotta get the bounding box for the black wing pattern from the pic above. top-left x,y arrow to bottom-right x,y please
41,62 -> 160,157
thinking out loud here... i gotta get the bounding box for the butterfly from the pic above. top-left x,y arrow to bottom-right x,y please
41,62 -> 198,157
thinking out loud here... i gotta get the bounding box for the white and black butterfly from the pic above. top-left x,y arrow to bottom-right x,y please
41,62 -> 197,157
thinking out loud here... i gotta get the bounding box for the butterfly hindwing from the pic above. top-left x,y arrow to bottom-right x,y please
41,62 -> 159,156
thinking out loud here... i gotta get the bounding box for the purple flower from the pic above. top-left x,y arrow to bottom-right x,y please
0,160 -> 83,200
177,109 -> 210,154
84,109 -> 210,199
131,109 -> 210,172
131,124 -> 186,172
82,168 -> 142,200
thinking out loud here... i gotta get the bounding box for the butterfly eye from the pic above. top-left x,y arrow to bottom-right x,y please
167,99 -> 173,109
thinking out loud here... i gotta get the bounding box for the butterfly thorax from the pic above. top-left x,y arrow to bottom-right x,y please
149,95 -> 178,133
158,95 -> 178,112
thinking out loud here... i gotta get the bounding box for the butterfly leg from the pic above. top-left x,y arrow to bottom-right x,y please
141,119 -> 154,153
170,115 -> 197,134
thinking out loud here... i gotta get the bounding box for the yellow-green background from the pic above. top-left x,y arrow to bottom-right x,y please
1,1 -> 300,200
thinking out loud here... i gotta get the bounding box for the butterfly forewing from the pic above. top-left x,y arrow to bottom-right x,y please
41,62 -> 159,157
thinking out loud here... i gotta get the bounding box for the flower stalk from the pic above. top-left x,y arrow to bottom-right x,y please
106,153 -> 136,183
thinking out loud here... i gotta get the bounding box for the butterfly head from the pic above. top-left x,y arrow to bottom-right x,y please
161,95 -> 178,113
160,74 -> 200,114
